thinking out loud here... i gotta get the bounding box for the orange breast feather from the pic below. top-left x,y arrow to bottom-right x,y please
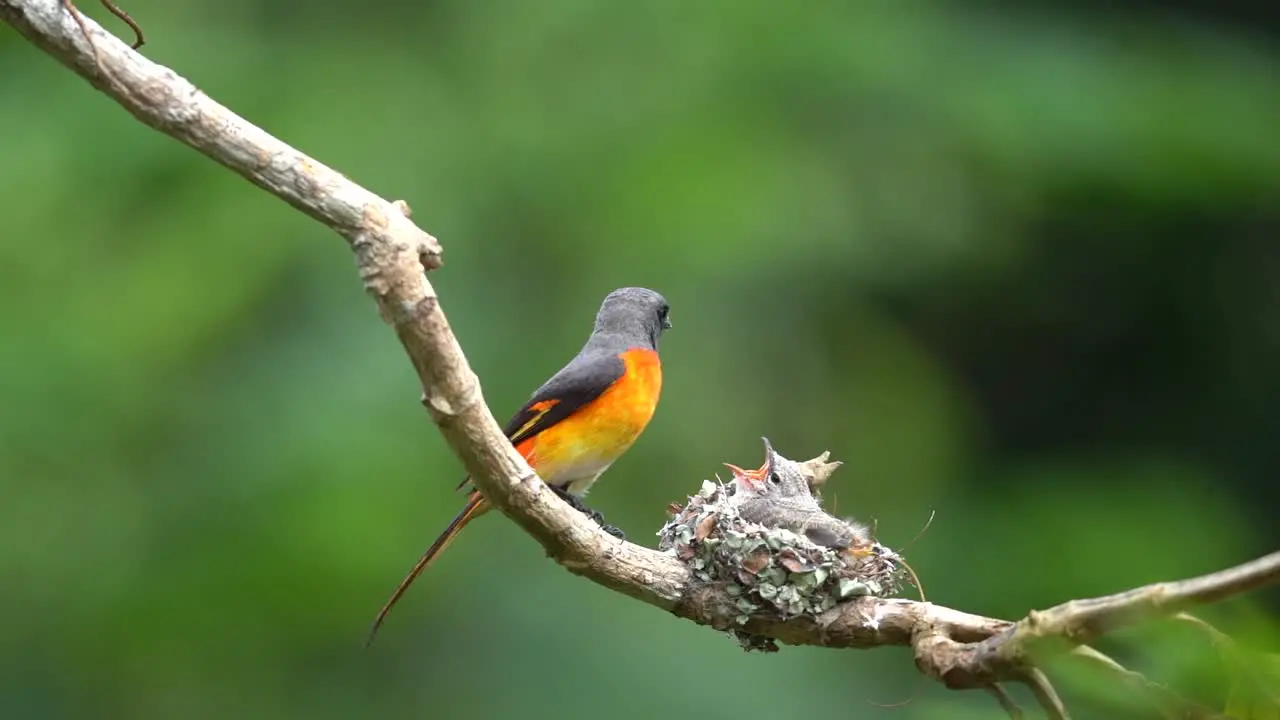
517,349 -> 662,487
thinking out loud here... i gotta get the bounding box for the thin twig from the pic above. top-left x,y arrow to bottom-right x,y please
902,510 -> 936,551
56,0 -> 142,94
97,0 -> 141,47
61,0 -> 141,48
1173,612 -> 1280,715
1068,645 -> 1228,720
985,684 -> 1024,719
1018,668 -> 1070,720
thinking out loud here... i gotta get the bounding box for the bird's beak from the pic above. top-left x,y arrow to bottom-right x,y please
723,462 -> 765,491
760,437 -> 776,479
724,437 -> 779,491
662,316 -> 672,330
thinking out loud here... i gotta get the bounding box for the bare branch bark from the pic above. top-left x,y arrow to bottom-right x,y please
984,550 -> 1280,668
5,2 -> 1276,718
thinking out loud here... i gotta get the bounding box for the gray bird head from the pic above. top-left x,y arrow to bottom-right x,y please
725,437 -> 815,504
726,438 -> 867,549
588,287 -> 671,351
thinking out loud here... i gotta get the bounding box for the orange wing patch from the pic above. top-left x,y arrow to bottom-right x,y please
509,399 -> 560,444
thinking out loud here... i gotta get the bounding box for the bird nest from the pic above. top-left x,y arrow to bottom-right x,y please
658,472 -> 913,651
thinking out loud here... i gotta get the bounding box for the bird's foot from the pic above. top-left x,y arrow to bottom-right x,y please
550,484 -> 590,512
551,486 -> 626,541
575,502 -> 628,541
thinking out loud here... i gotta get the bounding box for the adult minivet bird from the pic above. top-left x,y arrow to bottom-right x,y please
366,286 -> 671,646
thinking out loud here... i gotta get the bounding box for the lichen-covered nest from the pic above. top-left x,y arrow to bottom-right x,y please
658,477 -> 911,647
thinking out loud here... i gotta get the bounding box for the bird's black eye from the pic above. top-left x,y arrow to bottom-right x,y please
657,304 -> 672,329
768,472 -> 781,485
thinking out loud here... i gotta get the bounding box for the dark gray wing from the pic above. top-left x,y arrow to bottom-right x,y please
501,352 -> 627,446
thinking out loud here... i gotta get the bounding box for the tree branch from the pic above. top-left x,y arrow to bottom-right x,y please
6,2 -> 1277,717
984,550 -> 1280,668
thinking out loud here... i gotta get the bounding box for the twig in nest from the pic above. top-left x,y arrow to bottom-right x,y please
903,509 -> 936,551
886,547 -> 926,602
850,511 -> 931,604
875,509 -> 934,602
852,516 -> 928,602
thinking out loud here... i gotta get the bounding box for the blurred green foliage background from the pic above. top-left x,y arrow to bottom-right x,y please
2,0 -> 1278,718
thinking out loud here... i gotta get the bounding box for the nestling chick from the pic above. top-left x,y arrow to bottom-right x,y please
725,438 -> 870,549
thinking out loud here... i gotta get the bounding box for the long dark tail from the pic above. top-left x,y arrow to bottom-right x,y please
364,490 -> 489,649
